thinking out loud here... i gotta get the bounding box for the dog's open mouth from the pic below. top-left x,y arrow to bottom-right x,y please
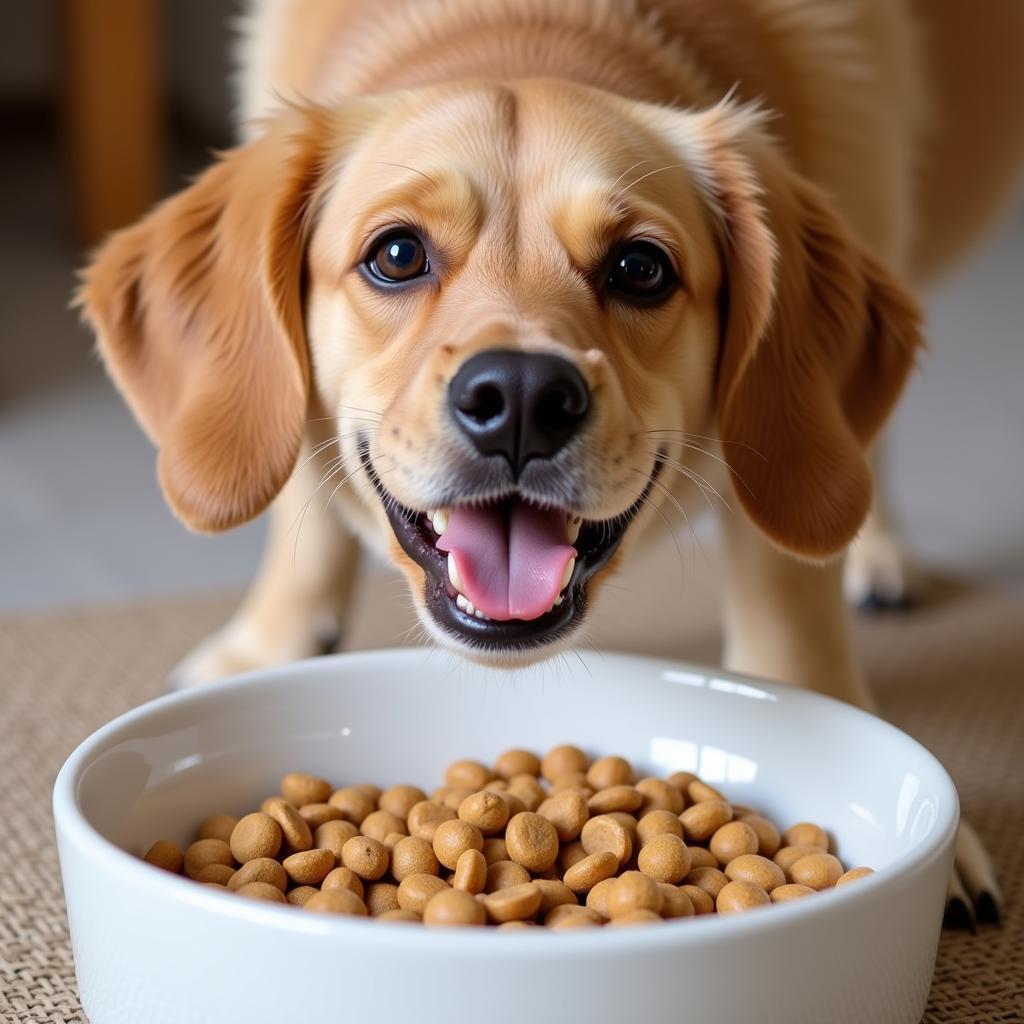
362,443 -> 661,649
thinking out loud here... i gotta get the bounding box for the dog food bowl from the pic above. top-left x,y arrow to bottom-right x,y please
54,649 -> 955,1024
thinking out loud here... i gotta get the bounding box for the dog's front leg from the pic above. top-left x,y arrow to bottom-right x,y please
168,449 -> 361,689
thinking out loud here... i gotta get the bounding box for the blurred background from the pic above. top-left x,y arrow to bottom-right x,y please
1,0 -> 1022,616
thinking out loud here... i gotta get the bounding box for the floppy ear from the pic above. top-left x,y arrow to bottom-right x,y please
77,105 -> 349,532
682,104 -> 924,559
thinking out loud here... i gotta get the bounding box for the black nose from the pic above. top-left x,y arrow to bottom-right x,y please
448,349 -> 591,474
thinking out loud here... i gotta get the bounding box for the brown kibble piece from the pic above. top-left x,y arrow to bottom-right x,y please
483,882 -> 543,923
143,840 -> 183,874
432,818 -> 484,870
506,774 -> 547,812
637,833 -> 691,884
328,787 -> 376,826
773,844 -> 825,876
680,883 -> 715,915
341,835 -> 389,880
482,837 -> 509,865
378,908 -> 421,923
789,852 -> 844,890
235,881 -> 287,903
685,866 -> 729,900
717,879 -> 770,913
680,800 -> 732,842
458,790 -> 511,835
423,887 -> 487,926
739,814 -> 782,858
534,878 -> 577,915
586,877 -> 617,919
184,838 -> 234,880
494,748 -> 541,780
687,847 -> 718,870
229,814 -> 281,864
406,800 -> 457,841
586,755 -> 634,790
545,904 -> 602,929
549,772 -> 592,797
321,866 -> 365,899
782,822 -> 830,851
665,771 -> 698,797
563,850 -> 619,894
264,799 -> 312,853
636,810 -> 684,847
298,803 -> 344,829
607,871 -> 663,918
658,883 -> 695,918
836,866 -> 874,887
505,812 -> 560,872
361,810 -> 408,843
610,908 -> 661,926
282,848 -> 335,886
314,819 -> 360,860
397,873 -> 449,913
391,836 -> 440,881
485,860 -> 532,892
365,882 -> 401,916
541,744 -> 590,782
770,883 -> 817,903
378,784 -> 428,819
580,814 -> 632,866
558,840 -> 588,873
195,863 -> 235,885
724,853 -> 786,893
635,777 -> 685,815
304,889 -> 367,915
281,772 -> 332,807
688,779 -> 726,803
286,885 -> 319,906
453,848 -> 487,894
537,789 -> 589,843
587,785 -> 643,814
445,759 -> 493,791
710,821 -> 760,865
197,815 -> 238,844
228,857 -> 287,893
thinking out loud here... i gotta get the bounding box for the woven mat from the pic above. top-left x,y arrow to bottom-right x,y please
1,558 -> 1022,1023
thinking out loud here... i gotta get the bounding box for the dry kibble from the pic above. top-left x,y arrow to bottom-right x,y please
610,908 -> 662,926
321,866 -> 365,899
587,755 -> 634,790
507,775 -> 547,812
228,857 -> 288,893
445,759 -> 492,791
658,883 -> 695,918
637,833 -> 691,884
286,885 -> 319,906
710,821 -> 760,865
184,838 -> 234,880
432,819 -> 484,870
635,777 -> 685,815
680,800 -> 733,842
282,848 -> 335,886
328,787 -> 376,826
314,820 -> 360,860
687,847 -> 718,870
304,889 -> 367,915
360,810 -> 408,843
505,812 -> 560,872
680,884 -> 715,915
559,840 -> 589,872
195,863 -> 235,885
298,803 -> 343,829
391,836 -> 440,881
783,822 -> 830,851
263,799 -> 312,853
365,882 -> 401,916
397,873 -> 448,913
541,744 -> 589,782
587,785 -> 643,814
546,904 -> 602,929
281,772 -> 332,807
229,814 -> 281,864
688,779 -> 727,804
836,866 -> 874,887
789,852 -> 844,891
482,837 -> 509,865
724,854 -> 787,893
773,844 -> 826,876
537,789 -> 589,843
235,881 -> 287,903
549,772 -> 593,796
534,878 -> 577,915
458,791 -> 511,835
586,877 -> 617,919
494,749 -> 541,780
423,887 -> 487,926
607,871 -> 663,918
685,866 -> 729,900
453,848 -> 487,893
770,883 -> 816,903
580,814 -> 633,866
143,840 -> 183,874
563,851 -> 619,893
406,800 -> 457,841
739,814 -> 782,858
378,784 -> 428,819
197,815 -> 238,844
378,909 -> 421,923
485,860 -> 532,892
482,882 -> 543,923
717,879 -> 770,914
341,836 -> 390,881
636,810 -> 684,847
440,787 -> 475,812
665,771 -> 698,797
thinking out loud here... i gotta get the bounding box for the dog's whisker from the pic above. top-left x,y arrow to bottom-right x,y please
644,429 -> 768,462
635,468 -> 698,582
649,451 -> 735,514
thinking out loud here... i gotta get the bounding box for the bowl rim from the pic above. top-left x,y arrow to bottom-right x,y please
53,648 -> 959,956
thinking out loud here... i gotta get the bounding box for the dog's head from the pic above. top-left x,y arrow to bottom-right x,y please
79,81 -> 921,662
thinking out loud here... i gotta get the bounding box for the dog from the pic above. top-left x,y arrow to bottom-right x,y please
79,0 -> 1023,921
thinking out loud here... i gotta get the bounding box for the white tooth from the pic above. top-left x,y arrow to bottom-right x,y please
554,596 -> 563,607
561,557 -> 576,590
433,509 -> 448,534
448,553 -> 463,592
456,594 -> 469,612
465,600 -> 476,615
566,517 -> 581,544
474,609 -> 488,620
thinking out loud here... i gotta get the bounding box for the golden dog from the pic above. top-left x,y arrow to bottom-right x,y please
80,0 -> 1023,920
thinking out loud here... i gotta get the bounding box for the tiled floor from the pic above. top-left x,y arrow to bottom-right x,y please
1,128 -> 1022,614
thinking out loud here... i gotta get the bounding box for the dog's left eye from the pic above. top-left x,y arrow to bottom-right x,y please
605,240 -> 678,304
366,231 -> 429,283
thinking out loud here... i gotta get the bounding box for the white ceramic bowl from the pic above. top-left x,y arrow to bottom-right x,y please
54,649 -> 955,1024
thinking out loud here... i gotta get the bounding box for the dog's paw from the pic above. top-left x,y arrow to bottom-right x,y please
167,615 -> 339,690
944,819 -> 1002,930
844,526 -> 918,610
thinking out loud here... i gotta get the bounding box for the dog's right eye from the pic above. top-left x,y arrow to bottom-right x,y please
365,231 -> 429,283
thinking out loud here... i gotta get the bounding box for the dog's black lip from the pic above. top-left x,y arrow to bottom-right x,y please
359,440 -> 662,650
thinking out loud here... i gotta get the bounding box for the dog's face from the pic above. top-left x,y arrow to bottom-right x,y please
79,80 -> 921,663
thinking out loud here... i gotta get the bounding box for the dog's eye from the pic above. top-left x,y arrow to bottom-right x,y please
366,231 -> 429,283
606,241 -> 678,304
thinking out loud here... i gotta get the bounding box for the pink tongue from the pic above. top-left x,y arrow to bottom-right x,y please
436,503 -> 576,621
